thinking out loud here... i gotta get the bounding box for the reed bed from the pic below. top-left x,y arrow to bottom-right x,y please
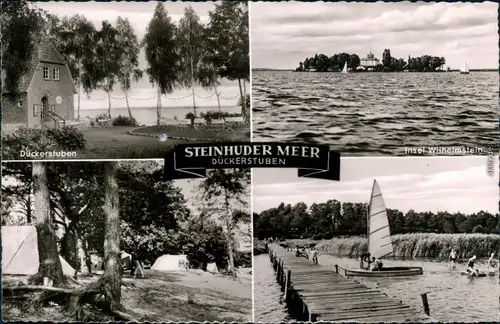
315,233 -> 500,259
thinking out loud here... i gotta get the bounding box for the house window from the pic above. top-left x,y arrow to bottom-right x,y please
33,105 -> 40,117
52,68 -> 60,80
17,101 -> 23,108
43,66 -> 49,80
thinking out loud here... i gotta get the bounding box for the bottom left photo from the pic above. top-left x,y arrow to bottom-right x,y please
1,161 -> 252,322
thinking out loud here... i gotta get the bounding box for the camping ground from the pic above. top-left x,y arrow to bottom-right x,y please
1,161 -> 252,322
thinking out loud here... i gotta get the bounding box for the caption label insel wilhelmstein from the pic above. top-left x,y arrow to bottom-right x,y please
164,142 -> 341,181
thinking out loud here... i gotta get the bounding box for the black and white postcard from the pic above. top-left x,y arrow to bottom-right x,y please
253,156 -> 499,322
1,161 -> 251,322
251,1 -> 498,156
1,1 -> 250,160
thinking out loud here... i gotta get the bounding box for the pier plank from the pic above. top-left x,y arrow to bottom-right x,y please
268,244 -> 433,323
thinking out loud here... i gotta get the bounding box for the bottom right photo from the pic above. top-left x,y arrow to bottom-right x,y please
252,156 -> 499,323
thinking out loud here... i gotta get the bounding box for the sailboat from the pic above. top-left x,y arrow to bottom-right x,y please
344,180 -> 424,277
460,60 -> 470,74
341,61 -> 348,73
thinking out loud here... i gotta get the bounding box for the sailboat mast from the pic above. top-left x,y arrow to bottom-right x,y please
366,200 -> 370,256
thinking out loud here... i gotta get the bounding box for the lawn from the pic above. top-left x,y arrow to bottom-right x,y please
2,123 -> 250,160
2,268 -> 252,322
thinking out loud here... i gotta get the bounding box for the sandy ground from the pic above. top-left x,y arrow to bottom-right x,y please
2,268 -> 252,322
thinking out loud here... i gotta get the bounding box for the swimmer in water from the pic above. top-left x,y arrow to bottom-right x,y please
449,249 -> 458,269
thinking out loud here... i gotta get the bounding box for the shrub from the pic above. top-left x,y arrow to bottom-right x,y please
46,126 -> 86,150
112,115 -> 138,127
2,126 -> 85,158
234,251 -> 252,268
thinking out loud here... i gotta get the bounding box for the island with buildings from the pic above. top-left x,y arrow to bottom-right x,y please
295,49 -> 449,73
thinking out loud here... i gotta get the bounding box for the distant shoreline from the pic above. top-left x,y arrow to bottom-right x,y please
253,68 -> 498,72
79,105 -> 239,111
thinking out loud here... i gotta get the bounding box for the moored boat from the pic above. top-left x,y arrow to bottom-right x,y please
344,180 -> 424,278
345,266 -> 423,277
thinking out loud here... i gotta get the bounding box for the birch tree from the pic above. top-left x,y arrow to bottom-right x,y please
177,6 -> 205,116
49,15 -> 97,120
142,3 -> 179,125
116,17 -> 143,120
206,1 -> 249,121
95,21 -> 121,118
197,168 -> 250,276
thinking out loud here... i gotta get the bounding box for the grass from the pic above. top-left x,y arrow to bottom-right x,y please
2,123 -> 250,160
284,233 -> 500,259
2,268 -> 252,322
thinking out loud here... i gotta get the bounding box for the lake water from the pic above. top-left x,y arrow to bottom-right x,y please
73,79 -> 244,125
253,254 -> 499,323
252,71 -> 498,156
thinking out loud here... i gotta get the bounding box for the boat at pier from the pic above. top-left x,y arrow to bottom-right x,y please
344,180 -> 424,278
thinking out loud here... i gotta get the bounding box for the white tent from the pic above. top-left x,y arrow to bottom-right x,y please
207,262 -> 218,273
151,254 -> 188,271
2,226 -> 75,276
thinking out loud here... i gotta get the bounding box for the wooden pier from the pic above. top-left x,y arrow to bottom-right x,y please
268,244 -> 433,322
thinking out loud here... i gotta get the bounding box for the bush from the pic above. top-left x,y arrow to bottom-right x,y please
234,251 -> 252,268
46,126 -> 86,150
112,115 -> 138,127
2,126 -> 85,158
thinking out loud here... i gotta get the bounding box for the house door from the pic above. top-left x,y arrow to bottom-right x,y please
41,97 -> 49,122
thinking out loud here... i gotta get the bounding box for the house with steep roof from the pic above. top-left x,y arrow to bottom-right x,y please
2,38 -> 76,129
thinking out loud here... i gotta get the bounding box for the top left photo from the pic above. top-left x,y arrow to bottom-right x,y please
1,1 -> 250,161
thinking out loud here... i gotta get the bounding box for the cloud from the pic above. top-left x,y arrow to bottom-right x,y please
253,157 -> 498,215
251,1 -> 498,69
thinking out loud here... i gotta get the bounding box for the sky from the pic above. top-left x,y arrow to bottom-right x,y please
253,156 -> 499,215
33,1 -> 244,109
251,1 -> 499,70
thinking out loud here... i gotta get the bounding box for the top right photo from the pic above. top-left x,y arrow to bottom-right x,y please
251,1 -> 498,156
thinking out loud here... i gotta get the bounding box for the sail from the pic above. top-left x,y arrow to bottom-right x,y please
342,62 -> 348,73
461,60 -> 469,73
368,180 -> 393,259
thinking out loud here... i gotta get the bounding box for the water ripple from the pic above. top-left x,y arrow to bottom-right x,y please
252,71 -> 498,156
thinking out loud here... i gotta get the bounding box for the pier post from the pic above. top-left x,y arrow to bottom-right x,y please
309,313 -> 318,322
420,293 -> 430,316
284,270 -> 291,301
335,264 -> 339,274
280,260 -> 285,284
302,301 -> 309,321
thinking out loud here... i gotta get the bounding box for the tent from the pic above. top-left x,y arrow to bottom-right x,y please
207,262 -> 218,273
2,226 -> 75,276
151,254 -> 188,271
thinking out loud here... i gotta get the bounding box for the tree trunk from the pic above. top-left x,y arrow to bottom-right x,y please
156,86 -> 162,125
26,193 -> 32,224
80,237 -> 93,273
125,91 -> 132,120
107,89 -> 112,118
237,78 -> 246,121
77,79 -> 81,121
190,61 -> 196,117
32,162 -> 65,287
225,215 -> 236,277
77,65 -> 81,121
102,161 -> 122,311
215,84 -> 221,114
